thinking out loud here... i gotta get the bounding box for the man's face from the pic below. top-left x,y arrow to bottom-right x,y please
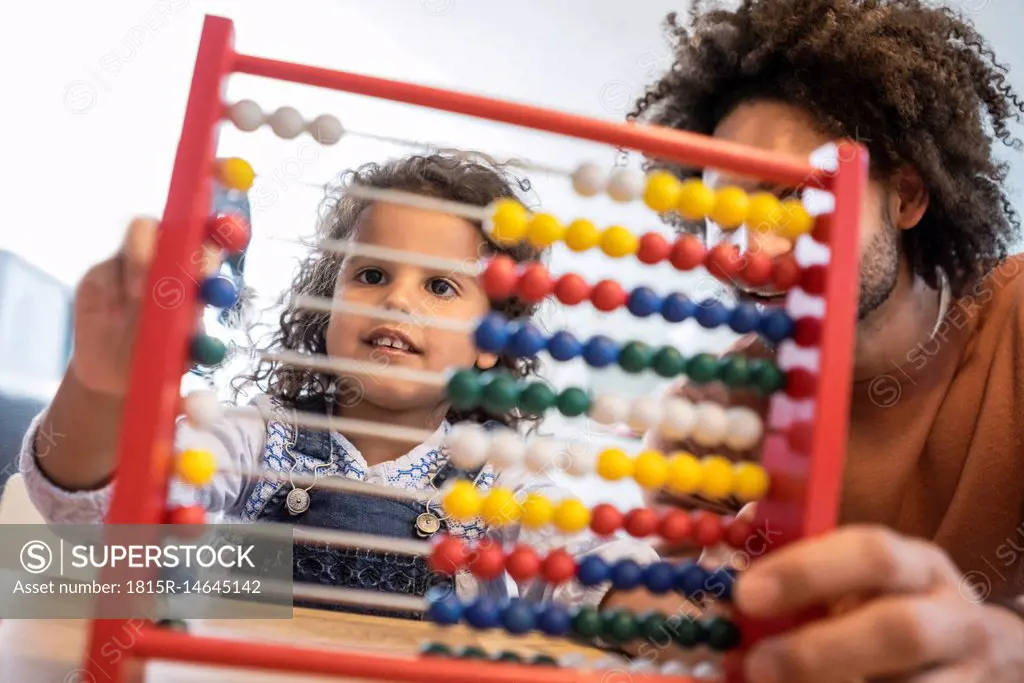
705,99 -> 901,322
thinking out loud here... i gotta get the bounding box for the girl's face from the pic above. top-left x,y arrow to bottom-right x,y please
325,202 -> 498,413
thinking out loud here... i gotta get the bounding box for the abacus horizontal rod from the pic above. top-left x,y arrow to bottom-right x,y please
290,296 -> 476,334
291,582 -> 428,612
337,184 -> 490,223
231,53 -> 819,186
255,349 -> 451,387
215,464 -> 435,504
225,404 -> 437,444
264,234 -> 483,275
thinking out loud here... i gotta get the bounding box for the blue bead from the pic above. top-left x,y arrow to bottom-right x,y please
500,600 -> 536,635
547,331 -> 582,361
474,313 -> 510,353
200,276 -> 239,309
627,287 -> 662,318
706,567 -> 736,602
610,559 -> 643,590
642,561 -> 677,595
576,556 -> 610,587
758,309 -> 796,343
582,335 -> 619,368
675,562 -> 711,599
536,603 -> 572,636
507,323 -> 546,358
729,303 -> 761,334
661,293 -> 695,323
463,596 -> 501,629
694,299 -> 730,329
427,594 -> 463,625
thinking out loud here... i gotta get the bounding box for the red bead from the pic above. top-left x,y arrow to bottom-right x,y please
428,536 -> 468,575
515,264 -> 553,304
669,235 -> 706,271
705,244 -> 742,282
799,264 -> 827,296
693,511 -> 725,547
724,517 -> 755,550
793,317 -> 822,347
637,232 -> 671,265
591,279 -> 628,312
623,508 -> 660,538
812,214 -> 831,244
590,503 -> 624,536
771,254 -> 801,291
658,509 -> 694,543
553,273 -> 591,306
739,251 -> 773,287
504,545 -> 541,582
541,549 -> 577,585
481,255 -> 519,301
468,541 -> 505,581
207,214 -> 250,254
785,367 -> 818,400
787,421 -> 814,453
166,506 -> 207,539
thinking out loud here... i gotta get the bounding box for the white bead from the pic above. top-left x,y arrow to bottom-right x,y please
691,402 -> 729,447
227,99 -> 264,132
183,390 -> 222,430
485,430 -> 524,471
308,113 -> 344,145
565,442 -> 595,477
626,395 -> 662,432
445,423 -> 490,470
571,162 -> 606,197
268,106 -> 305,139
606,167 -> 646,202
594,656 -> 627,670
724,406 -> 764,450
558,653 -> 589,668
524,438 -> 561,474
692,661 -> 722,680
660,661 -> 693,676
590,393 -> 630,425
629,659 -> 657,672
659,397 -> 696,441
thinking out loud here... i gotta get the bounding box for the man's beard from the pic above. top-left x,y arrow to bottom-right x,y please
857,210 -> 900,321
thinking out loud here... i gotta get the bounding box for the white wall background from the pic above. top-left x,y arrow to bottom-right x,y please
2,0 -> 1023,505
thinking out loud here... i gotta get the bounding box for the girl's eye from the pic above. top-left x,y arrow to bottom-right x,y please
355,268 -> 386,285
428,278 -> 457,298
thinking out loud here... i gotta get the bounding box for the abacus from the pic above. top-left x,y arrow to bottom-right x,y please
82,14 -> 865,683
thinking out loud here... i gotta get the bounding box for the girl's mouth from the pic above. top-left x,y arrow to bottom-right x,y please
362,327 -> 422,355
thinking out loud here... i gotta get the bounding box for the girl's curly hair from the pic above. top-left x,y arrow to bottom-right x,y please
629,0 -> 1024,297
234,153 -> 543,428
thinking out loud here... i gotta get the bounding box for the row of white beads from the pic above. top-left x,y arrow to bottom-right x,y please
571,162 -> 648,202
225,99 -> 344,146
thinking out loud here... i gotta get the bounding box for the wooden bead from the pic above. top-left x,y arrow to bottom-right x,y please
486,430 -> 525,471
659,398 -> 696,441
627,396 -> 662,433
724,406 -> 764,451
268,106 -> 305,139
590,394 -> 629,425
446,423 -> 490,470
183,390 -> 222,430
175,449 -> 216,486
571,162 -> 606,197
227,99 -> 263,132
691,403 -> 728,447
525,438 -> 561,474
308,114 -> 343,145
607,168 -> 645,202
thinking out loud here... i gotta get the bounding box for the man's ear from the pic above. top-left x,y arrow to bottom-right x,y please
893,164 -> 929,230
476,352 -> 499,371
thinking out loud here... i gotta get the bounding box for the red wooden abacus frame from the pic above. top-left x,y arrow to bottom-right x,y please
81,14 -> 865,683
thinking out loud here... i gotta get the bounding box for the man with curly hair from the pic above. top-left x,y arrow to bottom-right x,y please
628,1 -> 1024,680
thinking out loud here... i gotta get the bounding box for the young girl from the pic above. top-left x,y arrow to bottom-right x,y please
18,153 -> 657,617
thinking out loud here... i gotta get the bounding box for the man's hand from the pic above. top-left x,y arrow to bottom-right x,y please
734,526 -> 1024,683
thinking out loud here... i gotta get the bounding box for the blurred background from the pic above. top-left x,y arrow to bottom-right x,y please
1,0 -> 1022,503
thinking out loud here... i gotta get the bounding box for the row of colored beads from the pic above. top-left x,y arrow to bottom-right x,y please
447,373 -> 764,450
225,100 -> 344,146
420,642 -> 558,667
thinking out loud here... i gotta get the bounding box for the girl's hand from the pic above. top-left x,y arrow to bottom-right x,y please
735,526 -> 1024,683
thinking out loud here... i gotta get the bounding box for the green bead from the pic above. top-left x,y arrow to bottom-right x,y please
531,654 -> 558,667
651,346 -> 687,378
459,646 -> 489,660
706,617 -> 741,651
670,616 -> 706,648
481,375 -> 520,414
717,355 -> 750,388
637,611 -> 670,643
420,642 -> 451,657
571,605 -> 603,639
519,381 -> 557,416
495,651 -> 522,663
446,369 -> 483,410
600,610 -> 638,644
618,341 -> 652,373
556,387 -> 591,417
190,334 -> 226,366
750,358 -> 786,394
686,353 -> 719,383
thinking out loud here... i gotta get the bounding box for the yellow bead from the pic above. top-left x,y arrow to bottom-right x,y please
633,450 -> 669,489
676,179 -> 716,220
643,171 -> 682,213
778,198 -> 815,240
553,498 -> 590,533
599,226 -> 639,258
745,192 -> 785,235
176,449 -> 216,486
443,480 -> 482,521
217,158 -> 255,192
665,452 -> 703,495
733,462 -> 770,503
709,186 -> 750,230
596,448 -> 634,481
564,218 -> 600,252
489,199 -> 530,245
526,213 -> 565,248
699,455 -> 735,500
479,487 -> 522,526
521,493 -> 555,529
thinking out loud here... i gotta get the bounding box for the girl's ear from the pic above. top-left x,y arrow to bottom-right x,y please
476,352 -> 499,371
